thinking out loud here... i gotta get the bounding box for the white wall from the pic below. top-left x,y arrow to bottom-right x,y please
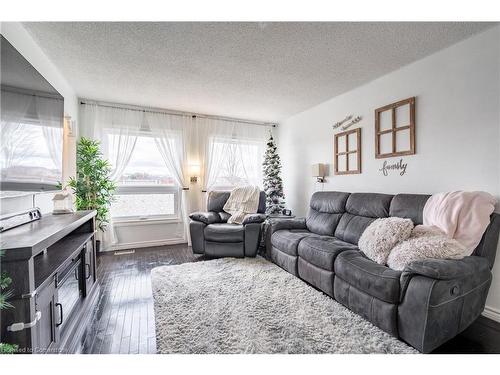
0,22 -> 78,215
112,219 -> 185,250
278,26 -> 500,320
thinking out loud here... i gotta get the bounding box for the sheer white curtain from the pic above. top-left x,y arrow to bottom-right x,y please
79,100 -> 271,247
0,90 -> 33,170
146,112 -> 191,242
1,90 -> 63,187
35,95 -> 64,173
196,117 -> 268,194
80,103 -> 143,181
80,103 -> 143,248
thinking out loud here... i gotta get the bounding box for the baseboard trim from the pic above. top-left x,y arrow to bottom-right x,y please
482,305 -> 500,323
102,238 -> 187,252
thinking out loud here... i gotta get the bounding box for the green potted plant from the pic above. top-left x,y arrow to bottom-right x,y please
0,249 -> 18,354
67,137 -> 116,252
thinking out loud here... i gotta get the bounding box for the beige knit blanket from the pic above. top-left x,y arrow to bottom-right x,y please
223,185 -> 261,224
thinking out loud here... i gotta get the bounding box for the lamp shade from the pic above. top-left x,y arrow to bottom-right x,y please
188,163 -> 200,176
311,163 -> 325,177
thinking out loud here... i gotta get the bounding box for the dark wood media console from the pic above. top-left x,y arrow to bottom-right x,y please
0,210 -> 98,353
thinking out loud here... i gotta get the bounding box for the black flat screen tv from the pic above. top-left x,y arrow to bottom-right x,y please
0,34 -> 64,193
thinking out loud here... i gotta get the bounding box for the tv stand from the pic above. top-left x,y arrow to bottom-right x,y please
0,210 -> 98,353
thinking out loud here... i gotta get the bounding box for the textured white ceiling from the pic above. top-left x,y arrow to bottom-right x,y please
21,22 -> 495,122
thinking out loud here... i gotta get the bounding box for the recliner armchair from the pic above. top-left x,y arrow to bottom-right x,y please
189,191 -> 267,258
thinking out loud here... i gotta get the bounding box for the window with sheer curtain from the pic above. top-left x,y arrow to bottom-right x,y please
80,102 -> 271,248
206,136 -> 265,191
0,90 -> 63,192
197,117 -> 269,192
105,131 -> 181,221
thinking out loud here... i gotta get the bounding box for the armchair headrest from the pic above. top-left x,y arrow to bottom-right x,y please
207,190 -> 266,214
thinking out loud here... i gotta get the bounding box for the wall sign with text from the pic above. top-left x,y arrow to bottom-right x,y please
379,158 -> 408,176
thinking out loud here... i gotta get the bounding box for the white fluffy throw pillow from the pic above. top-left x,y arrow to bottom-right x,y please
358,217 -> 414,265
386,225 -> 467,271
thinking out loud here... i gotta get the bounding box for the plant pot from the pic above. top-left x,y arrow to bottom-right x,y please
95,240 -> 101,253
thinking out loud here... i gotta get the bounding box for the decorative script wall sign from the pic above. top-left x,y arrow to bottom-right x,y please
379,158 -> 408,176
332,115 -> 362,131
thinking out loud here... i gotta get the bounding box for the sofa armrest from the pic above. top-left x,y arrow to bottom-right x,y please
189,211 -> 220,225
403,256 -> 490,280
190,221 -> 206,254
400,256 -> 490,300
265,218 -> 307,258
242,213 -> 267,225
398,256 -> 492,352
244,223 -> 262,257
270,218 -> 307,232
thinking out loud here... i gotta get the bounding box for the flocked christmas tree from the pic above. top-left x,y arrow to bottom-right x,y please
262,132 -> 285,214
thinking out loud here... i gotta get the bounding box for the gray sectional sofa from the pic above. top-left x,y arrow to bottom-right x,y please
267,191 -> 500,353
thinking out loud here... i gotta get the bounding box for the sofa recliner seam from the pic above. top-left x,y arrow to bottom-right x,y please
421,279 -> 437,352
335,274 -> 398,304
428,277 -> 492,308
339,256 -> 400,280
299,241 -> 356,254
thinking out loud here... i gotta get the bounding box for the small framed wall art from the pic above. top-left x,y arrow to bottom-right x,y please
334,127 -> 361,175
375,97 -> 415,158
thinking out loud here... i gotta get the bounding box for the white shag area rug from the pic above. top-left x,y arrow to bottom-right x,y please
151,257 -> 417,354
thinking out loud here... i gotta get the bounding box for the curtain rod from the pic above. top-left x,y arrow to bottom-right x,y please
79,100 -> 277,128
2,85 -> 64,101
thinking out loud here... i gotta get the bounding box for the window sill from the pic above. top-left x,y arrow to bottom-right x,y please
112,217 -> 182,226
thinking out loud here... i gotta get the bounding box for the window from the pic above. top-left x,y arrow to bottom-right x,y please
1,91 -> 63,191
108,134 -> 180,221
1,123 -> 62,186
208,137 -> 264,191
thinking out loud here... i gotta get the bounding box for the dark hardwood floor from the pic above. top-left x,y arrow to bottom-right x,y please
80,244 -> 204,354
80,245 -> 500,354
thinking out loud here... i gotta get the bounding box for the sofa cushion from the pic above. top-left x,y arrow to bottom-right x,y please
389,194 -> 430,225
306,210 -> 344,236
358,217 -> 414,264
306,191 -> 350,235
334,213 -> 376,245
298,236 -> 358,271
218,211 -> 231,222
271,229 -> 315,256
310,191 -> 351,213
345,193 -> 393,218
387,229 -> 467,271
207,191 -> 231,212
335,250 -> 401,303
204,223 -> 244,242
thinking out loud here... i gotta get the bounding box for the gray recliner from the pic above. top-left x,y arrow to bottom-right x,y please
267,191 -> 500,353
189,191 -> 267,258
